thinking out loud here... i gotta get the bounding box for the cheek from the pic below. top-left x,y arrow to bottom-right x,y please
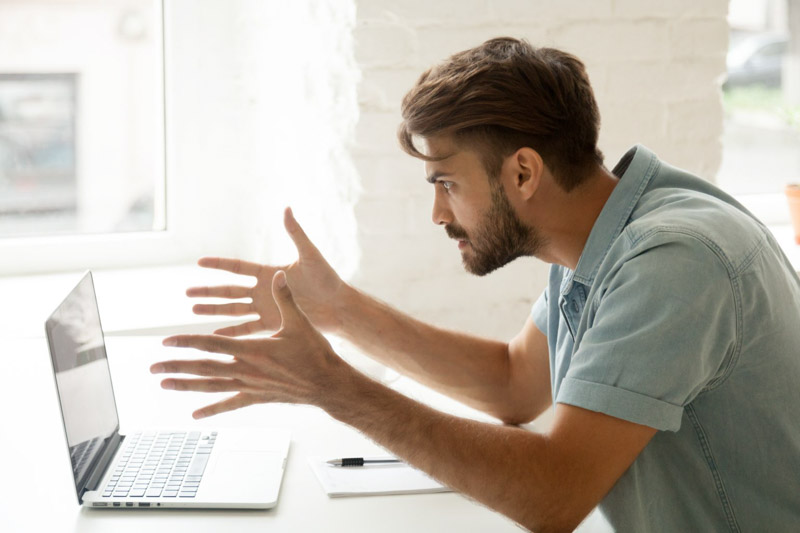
453,198 -> 485,230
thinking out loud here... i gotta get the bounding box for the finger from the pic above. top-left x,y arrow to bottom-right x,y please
159,377 -> 242,393
150,358 -> 239,378
197,257 -> 262,277
162,334 -> 249,356
271,270 -> 305,329
192,302 -> 255,317
284,207 -> 322,257
193,393 -> 253,419
214,319 -> 270,337
186,285 -> 252,299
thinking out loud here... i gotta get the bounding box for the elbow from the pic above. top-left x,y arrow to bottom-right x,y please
494,398 -> 548,426
523,519 -> 584,533
497,410 -> 537,426
518,505 -> 590,533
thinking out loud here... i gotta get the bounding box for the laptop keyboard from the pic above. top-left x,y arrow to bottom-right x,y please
102,431 -> 216,499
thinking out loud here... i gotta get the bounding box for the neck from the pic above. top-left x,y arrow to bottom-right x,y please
534,166 -> 619,271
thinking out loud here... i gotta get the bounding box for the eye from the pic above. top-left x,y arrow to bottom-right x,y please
440,180 -> 453,191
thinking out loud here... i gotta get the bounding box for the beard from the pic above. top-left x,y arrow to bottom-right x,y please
445,182 -> 543,276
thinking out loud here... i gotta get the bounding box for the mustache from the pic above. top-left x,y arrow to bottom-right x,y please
445,224 -> 469,240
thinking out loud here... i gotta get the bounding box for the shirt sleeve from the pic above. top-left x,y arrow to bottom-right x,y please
556,233 -> 739,432
531,288 -> 549,336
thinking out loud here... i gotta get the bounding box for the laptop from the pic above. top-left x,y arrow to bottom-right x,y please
45,271 -> 291,509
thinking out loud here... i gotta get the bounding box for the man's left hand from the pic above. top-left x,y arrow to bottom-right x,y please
151,270 -> 352,419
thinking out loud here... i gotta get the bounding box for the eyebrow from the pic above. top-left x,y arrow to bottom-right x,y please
426,170 -> 451,184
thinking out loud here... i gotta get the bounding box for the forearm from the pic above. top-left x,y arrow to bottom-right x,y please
321,368 -> 579,532
334,284 -> 526,421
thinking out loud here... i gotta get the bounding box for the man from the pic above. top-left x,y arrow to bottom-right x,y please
151,38 -> 800,531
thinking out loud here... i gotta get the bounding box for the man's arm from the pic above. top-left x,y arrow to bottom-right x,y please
190,208 -> 551,424
336,287 -> 552,424
154,272 -> 656,532
324,371 -> 656,532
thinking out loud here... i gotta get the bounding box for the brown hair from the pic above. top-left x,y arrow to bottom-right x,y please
398,37 -> 603,192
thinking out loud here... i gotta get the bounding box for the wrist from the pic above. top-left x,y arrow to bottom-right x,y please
329,282 -> 360,337
316,356 -> 380,422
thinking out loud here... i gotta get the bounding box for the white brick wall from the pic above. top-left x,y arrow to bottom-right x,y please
349,0 -> 730,340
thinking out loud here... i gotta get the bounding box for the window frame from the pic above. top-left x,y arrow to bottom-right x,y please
0,0 -> 213,276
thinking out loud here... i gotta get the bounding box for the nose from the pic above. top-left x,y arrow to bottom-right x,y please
431,188 -> 453,226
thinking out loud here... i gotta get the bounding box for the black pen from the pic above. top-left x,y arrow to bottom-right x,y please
326,457 -> 403,467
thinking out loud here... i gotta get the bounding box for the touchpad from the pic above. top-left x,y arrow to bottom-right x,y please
212,451 -> 283,486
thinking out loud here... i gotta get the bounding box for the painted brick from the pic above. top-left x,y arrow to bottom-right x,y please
353,110 -> 403,154
354,20 -> 417,68
487,0 -> 614,23
358,67 -> 421,111
414,25 -> 550,67
550,20 -> 670,63
357,0 -> 492,27
604,59 -> 725,104
669,18 -> 730,59
354,195 -> 411,236
667,99 -> 724,142
613,0 -> 728,19
355,154 -> 428,195
601,100 -> 669,143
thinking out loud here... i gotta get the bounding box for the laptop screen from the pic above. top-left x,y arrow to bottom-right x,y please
45,271 -> 120,498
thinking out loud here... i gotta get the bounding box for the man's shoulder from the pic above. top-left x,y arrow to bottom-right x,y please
618,187 -> 768,275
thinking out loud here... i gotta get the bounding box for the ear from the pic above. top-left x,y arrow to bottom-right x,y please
506,147 -> 543,201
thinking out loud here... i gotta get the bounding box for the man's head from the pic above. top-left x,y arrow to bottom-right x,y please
399,37 -> 603,190
399,37 -> 604,275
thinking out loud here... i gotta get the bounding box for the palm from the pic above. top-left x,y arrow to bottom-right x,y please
187,208 -> 344,336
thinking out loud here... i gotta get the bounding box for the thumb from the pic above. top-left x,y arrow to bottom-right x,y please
284,207 -> 321,258
272,270 -> 303,330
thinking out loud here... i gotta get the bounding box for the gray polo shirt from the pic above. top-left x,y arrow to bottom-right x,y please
532,145 -> 800,531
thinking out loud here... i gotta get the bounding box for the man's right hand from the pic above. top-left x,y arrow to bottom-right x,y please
187,207 -> 347,337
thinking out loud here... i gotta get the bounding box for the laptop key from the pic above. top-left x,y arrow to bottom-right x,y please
130,489 -> 146,497
146,488 -> 162,497
187,453 -> 210,476
163,491 -> 179,497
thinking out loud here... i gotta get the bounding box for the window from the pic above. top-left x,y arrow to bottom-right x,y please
0,0 -> 174,275
0,73 -> 78,236
0,1 -> 165,239
719,0 -> 800,225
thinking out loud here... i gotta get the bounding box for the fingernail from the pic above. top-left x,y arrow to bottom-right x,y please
193,411 -> 205,419
276,271 -> 287,288
150,364 -> 164,373
161,380 -> 174,390
163,337 -> 177,346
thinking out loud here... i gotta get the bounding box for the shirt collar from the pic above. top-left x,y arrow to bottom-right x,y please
561,144 -> 660,295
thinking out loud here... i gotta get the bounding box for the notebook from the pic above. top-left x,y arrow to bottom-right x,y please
308,456 -> 451,497
45,271 -> 291,509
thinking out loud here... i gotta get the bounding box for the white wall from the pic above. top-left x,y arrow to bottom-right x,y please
165,0 -> 360,277
349,0 -> 730,340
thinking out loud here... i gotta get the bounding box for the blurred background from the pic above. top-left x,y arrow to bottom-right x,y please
720,0 -> 800,198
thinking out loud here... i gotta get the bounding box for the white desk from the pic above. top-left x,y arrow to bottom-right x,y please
1,335 -> 539,532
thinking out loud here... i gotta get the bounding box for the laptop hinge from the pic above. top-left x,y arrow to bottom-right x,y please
79,432 -> 125,503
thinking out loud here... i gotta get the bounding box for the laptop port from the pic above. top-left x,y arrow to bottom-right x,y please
113,502 -> 121,507
139,503 -> 151,507
126,502 -> 134,507
93,502 -> 108,507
